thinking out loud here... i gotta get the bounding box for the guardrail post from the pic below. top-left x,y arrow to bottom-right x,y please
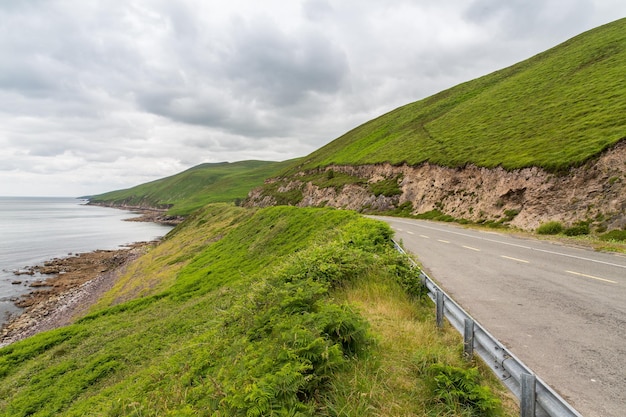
463,318 -> 474,359
521,373 -> 536,417
436,290 -> 444,328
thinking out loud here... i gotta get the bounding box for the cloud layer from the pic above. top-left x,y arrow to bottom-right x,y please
0,0 -> 623,196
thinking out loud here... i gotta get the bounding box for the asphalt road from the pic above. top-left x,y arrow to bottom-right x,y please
372,216 -> 626,417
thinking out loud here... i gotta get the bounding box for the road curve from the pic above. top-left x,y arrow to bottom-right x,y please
371,216 -> 626,417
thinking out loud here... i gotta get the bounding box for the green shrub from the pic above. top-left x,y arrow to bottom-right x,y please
387,253 -> 426,299
425,364 -> 502,416
502,209 -> 520,222
564,223 -> 590,236
536,221 -> 564,235
368,177 -> 403,197
277,243 -> 373,289
600,229 -> 626,242
415,209 -> 456,222
481,220 -> 507,229
217,244 -> 375,415
393,201 -> 414,216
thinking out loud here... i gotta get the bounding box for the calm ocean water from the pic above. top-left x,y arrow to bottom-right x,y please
0,196 -> 173,325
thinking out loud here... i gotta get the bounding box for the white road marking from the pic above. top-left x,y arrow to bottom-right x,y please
420,234 -> 430,239
382,217 -> 626,270
407,231 -> 414,235
501,255 -> 529,263
566,270 -> 617,284
438,239 -> 450,243
463,245 -> 481,251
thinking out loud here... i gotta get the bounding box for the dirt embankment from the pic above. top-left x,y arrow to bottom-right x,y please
246,140 -> 626,231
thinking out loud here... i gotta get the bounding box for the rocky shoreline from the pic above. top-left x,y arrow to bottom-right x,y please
86,201 -> 185,226
0,241 -> 154,348
123,209 -> 185,226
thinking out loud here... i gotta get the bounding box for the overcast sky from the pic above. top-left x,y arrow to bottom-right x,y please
1,1 -> 624,196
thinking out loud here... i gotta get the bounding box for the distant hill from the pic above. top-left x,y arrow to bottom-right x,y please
89,159 -> 296,216
291,18 -> 625,173
247,19 -> 626,233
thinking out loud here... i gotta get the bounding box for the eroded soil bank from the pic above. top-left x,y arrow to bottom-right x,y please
247,140 -> 626,232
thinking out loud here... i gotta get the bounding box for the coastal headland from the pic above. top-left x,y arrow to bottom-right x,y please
86,202 -> 185,226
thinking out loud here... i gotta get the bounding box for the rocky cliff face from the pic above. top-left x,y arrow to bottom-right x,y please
246,140 -> 626,232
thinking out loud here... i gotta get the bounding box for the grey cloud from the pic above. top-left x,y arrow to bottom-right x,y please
130,12 -> 350,139
0,0 -> 623,196
464,0 -> 593,40
137,89 -> 229,127
225,18 -> 349,106
302,0 -> 334,22
0,64 -> 53,96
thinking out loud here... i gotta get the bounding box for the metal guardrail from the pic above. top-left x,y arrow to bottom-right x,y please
392,239 -> 583,417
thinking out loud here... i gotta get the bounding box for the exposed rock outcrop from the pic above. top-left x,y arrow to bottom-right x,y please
246,140 -> 626,232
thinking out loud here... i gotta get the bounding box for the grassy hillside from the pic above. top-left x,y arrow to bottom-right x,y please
89,159 -> 296,216
90,20 -> 625,221
294,18 -> 626,173
0,206 -> 515,416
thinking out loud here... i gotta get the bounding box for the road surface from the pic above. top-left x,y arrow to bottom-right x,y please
372,216 -> 626,417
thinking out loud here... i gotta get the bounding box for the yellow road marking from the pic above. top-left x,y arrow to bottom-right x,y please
566,270 -> 617,284
501,255 -> 529,263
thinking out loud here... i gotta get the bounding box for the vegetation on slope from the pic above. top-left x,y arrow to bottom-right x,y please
292,18 -> 626,173
89,160 -> 296,216
0,206 -> 515,416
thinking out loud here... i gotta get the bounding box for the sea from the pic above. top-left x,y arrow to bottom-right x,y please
0,196 -> 174,326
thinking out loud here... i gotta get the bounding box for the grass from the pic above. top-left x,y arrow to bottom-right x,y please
599,229 -> 626,242
288,18 -> 626,173
536,221 -> 564,235
368,176 -> 403,197
324,263 -> 516,416
89,159 -> 297,216
0,206 -> 517,416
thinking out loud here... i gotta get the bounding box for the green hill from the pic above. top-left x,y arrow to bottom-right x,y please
0,206 -> 514,416
293,18 -> 626,173
91,19 -> 626,221
89,159 -> 297,216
